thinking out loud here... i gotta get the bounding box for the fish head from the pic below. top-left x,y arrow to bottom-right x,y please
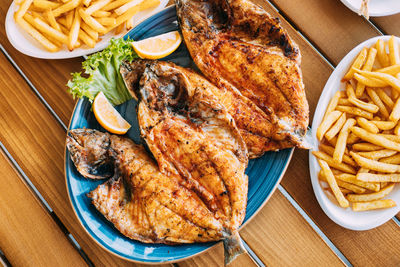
67,128 -> 114,179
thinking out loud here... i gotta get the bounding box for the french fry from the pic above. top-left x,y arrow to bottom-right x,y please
338,98 -> 352,106
52,0 -> 80,17
15,0 -> 34,21
347,133 -> 360,144
380,153 -> 400,164
347,183 -> 395,202
92,10 -> 111,17
339,188 -> 352,194
375,88 -> 394,109
85,0 -> 111,15
102,0 -> 132,11
350,151 -> 400,173
115,0 -> 143,15
68,8 -> 80,50
318,160 -> 350,207
366,87 -> 389,118
44,10 -> 61,31
334,118 -> 356,163
393,87 -> 400,100
27,14 -> 68,44
83,0 -> 92,7
325,112 -> 346,140
375,38 -> 390,68
371,120 -> 396,130
78,28 -> 96,48
375,65 -> 400,75
126,15 -> 134,30
79,8 -> 107,34
319,171 -> 366,194
323,91 -> 343,122
343,47 -> 368,81
358,173 -> 400,182
66,10 -> 74,29
97,17 -> 116,26
388,36 -> 400,66
357,149 -> 397,160
389,97 -> 400,122
336,173 -> 380,192
336,105 -> 373,119
352,199 -> 396,211
15,17 -> 59,52
354,73 -> 388,87
327,136 -> 338,147
378,134 -> 400,142
319,144 -> 356,166
312,151 -> 356,174
351,126 -> 400,151
355,47 -> 377,97
316,110 -> 342,141
105,0 -> 160,32
356,69 -> 400,92
115,22 -> 125,34
33,0 -> 60,9
356,117 -> 379,134
395,122 -> 400,136
80,21 -> 98,40
346,83 -> 379,113
352,142 -> 383,151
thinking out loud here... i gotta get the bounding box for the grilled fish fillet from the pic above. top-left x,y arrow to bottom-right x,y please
120,59 -> 248,231
67,129 -> 224,243
176,0 -> 310,157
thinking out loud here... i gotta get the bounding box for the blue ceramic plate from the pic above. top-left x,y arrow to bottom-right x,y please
65,5 -> 293,264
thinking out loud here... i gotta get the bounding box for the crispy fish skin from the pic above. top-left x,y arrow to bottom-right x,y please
68,129 -> 224,244
176,0 -> 310,157
120,60 -> 248,231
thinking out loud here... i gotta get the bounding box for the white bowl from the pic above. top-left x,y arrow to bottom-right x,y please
309,35 -> 400,231
5,0 -> 168,59
340,0 -> 400,17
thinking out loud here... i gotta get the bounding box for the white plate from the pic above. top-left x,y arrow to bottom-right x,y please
309,35 -> 400,231
340,0 -> 400,17
5,0 -> 168,59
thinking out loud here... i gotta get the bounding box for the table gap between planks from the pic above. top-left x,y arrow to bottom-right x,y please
0,0 -> 399,266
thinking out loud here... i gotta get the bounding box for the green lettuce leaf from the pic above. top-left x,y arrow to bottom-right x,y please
67,38 -> 138,106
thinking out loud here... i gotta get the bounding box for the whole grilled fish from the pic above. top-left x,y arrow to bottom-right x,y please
67,129 -> 226,243
176,0 -> 310,157
120,59 -> 249,263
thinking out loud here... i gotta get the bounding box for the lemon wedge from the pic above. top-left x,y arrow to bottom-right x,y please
131,31 -> 182,59
93,92 -> 131,135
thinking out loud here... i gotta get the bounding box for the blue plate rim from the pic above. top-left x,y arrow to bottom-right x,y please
64,5 -> 294,263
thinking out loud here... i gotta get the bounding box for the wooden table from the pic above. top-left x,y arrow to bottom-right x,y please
1,0 -> 400,266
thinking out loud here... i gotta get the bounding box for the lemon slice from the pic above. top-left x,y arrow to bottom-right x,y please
132,31 -> 182,59
93,92 -> 131,135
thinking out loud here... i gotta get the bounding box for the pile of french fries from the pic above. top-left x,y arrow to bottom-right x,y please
314,36 -> 400,211
13,0 -> 160,52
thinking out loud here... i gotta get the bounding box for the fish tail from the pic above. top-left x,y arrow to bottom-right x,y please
223,230 -> 245,266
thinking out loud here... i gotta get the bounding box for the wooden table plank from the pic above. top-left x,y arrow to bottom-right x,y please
0,0 -> 78,125
0,150 -> 85,267
249,0 -> 400,265
179,243 -> 257,267
240,190 -> 344,266
0,51 -> 151,267
372,14 -> 400,37
268,0 -> 380,65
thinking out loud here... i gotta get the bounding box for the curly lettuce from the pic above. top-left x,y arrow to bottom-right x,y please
67,38 -> 138,106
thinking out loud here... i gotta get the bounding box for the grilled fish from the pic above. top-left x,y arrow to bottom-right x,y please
176,0 -> 310,157
67,129 -> 225,243
120,59 -> 249,263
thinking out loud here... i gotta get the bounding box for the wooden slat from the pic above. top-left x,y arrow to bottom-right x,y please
372,14 -> 400,36
268,0 -> 379,65
179,243 -> 257,267
0,0 -> 79,125
0,150 -> 85,266
183,191 -> 344,266
250,0 -> 400,265
0,51 -> 150,267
